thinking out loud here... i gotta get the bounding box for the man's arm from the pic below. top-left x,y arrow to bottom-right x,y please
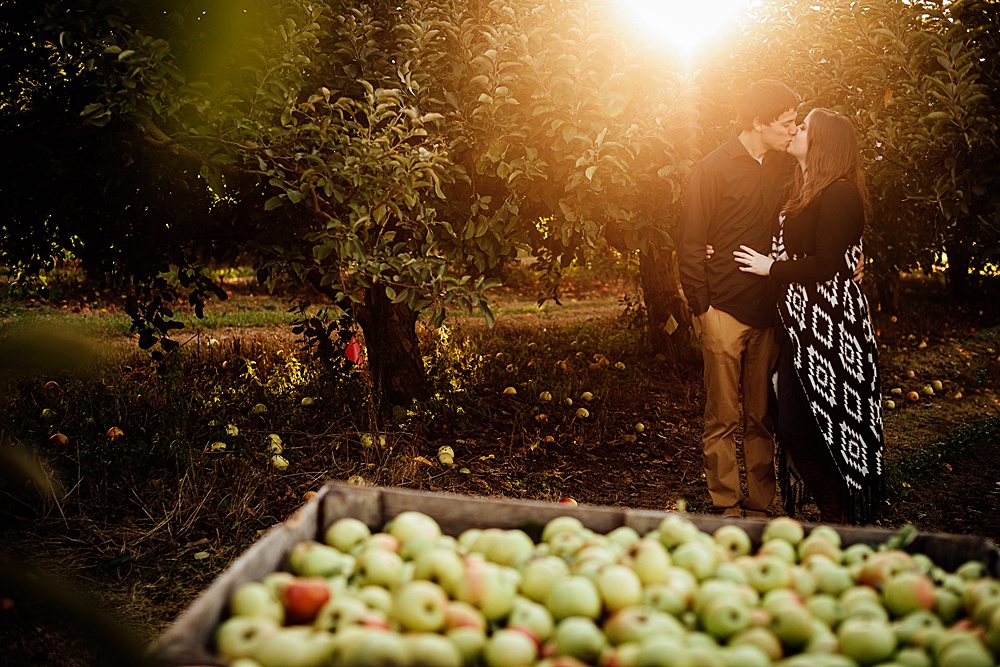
678,165 -> 715,320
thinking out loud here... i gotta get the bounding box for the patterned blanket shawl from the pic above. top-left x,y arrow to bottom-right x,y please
773,225 -> 885,508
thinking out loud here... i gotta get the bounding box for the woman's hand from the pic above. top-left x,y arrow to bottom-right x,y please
733,245 -> 774,276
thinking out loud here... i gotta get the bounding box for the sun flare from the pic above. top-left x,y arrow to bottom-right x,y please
618,0 -> 751,60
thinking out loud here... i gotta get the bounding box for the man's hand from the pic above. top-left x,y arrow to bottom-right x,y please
705,244 -> 715,262
853,252 -> 865,284
733,245 -> 774,276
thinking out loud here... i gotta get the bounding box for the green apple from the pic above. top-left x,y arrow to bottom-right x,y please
757,538 -> 797,564
713,524 -> 753,558
657,515 -> 701,549
643,573 -> 697,618
606,526 -> 641,551
892,609 -> 943,646
215,616 -> 279,660
748,555 -> 792,593
714,562 -> 750,586
761,516 -> 805,546
484,529 -> 535,568
229,582 -> 285,624
807,559 -> 852,597
387,511 -> 442,546
858,550 -> 916,587
314,595 -> 378,632
455,556 -> 516,621
251,626 -> 338,667
797,534 -> 842,564
546,575 -> 602,620
760,588 -> 803,616
933,588 -> 963,625
728,626 -> 783,662
882,572 -> 936,617
628,538 -> 673,585
554,616 -> 608,663
287,541 -> 353,578
404,632 -> 463,667
356,546 -> 406,588
336,627 -> 408,667
718,644 -> 772,667
805,594 -> 843,628
356,585 -> 392,616
802,619 -> 838,655
672,539 -> 720,581
520,555 -> 571,603
413,546 -> 466,597
542,516 -> 585,543
596,564 -> 644,612
324,518 -> 371,554
633,635 -> 688,667
508,596 -> 554,642
699,596 -> 750,640
842,544 -> 874,567
603,607 -> 685,645
447,626 -> 487,666
894,647 -> 934,667
837,617 -> 897,666
392,580 -> 449,632
771,605 -> 815,651
483,628 -> 538,667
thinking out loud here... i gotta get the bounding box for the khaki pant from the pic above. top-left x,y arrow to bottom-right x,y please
699,307 -> 778,513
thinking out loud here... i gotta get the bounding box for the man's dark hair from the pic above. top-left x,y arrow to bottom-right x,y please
736,79 -> 799,132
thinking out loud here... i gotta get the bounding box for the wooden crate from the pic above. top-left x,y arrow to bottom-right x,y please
150,482 -> 1000,666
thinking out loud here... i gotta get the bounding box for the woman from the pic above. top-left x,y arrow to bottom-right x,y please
733,108 -> 884,524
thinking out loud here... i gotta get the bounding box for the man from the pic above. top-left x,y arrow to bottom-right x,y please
678,79 -> 799,519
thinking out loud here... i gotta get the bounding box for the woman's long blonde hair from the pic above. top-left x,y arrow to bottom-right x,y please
783,108 -> 869,218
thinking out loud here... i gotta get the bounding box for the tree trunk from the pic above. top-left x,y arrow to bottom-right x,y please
874,272 -> 901,318
946,240 -> 971,302
638,249 -> 693,358
356,286 -> 430,414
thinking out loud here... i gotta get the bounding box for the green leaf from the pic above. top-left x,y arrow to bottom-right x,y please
264,196 -> 284,211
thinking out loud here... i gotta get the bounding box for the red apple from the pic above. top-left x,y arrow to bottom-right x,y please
281,577 -> 331,624
49,432 -> 70,447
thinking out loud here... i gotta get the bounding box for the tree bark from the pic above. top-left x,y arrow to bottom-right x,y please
638,249 -> 693,358
945,239 -> 971,302
356,287 -> 430,414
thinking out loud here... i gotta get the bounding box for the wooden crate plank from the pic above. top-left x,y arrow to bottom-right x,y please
376,486 -> 626,539
149,499 -> 323,666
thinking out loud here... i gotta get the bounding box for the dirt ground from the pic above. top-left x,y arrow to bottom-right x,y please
2,273 -> 1000,665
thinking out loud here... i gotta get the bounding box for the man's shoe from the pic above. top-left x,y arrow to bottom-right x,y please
720,506 -> 744,518
743,509 -> 770,520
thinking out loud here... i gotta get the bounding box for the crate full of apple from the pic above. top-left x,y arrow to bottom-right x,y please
151,484 -> 1000,667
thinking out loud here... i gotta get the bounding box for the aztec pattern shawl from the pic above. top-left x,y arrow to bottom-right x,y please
773,218 -> 885,511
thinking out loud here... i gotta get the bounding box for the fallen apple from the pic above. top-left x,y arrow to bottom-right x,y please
44,380 -> 61,391
270,455 -> 289,470
931,380 -> 943,391
614,362 -> 626,370
921,385 -> 934,396
580,391 -> 594,402
539,391 -> 553,402
634,422 -> 645,433
300,397 -> 315,406
885,400 -> 896,410
574,408 -> 590,419
49,432 -> 70,447
106,426 -> 124,440
503,387 -> 517,396
907,391 -> 920,402
209,441 -> 227,452
251,403 -> 268,415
